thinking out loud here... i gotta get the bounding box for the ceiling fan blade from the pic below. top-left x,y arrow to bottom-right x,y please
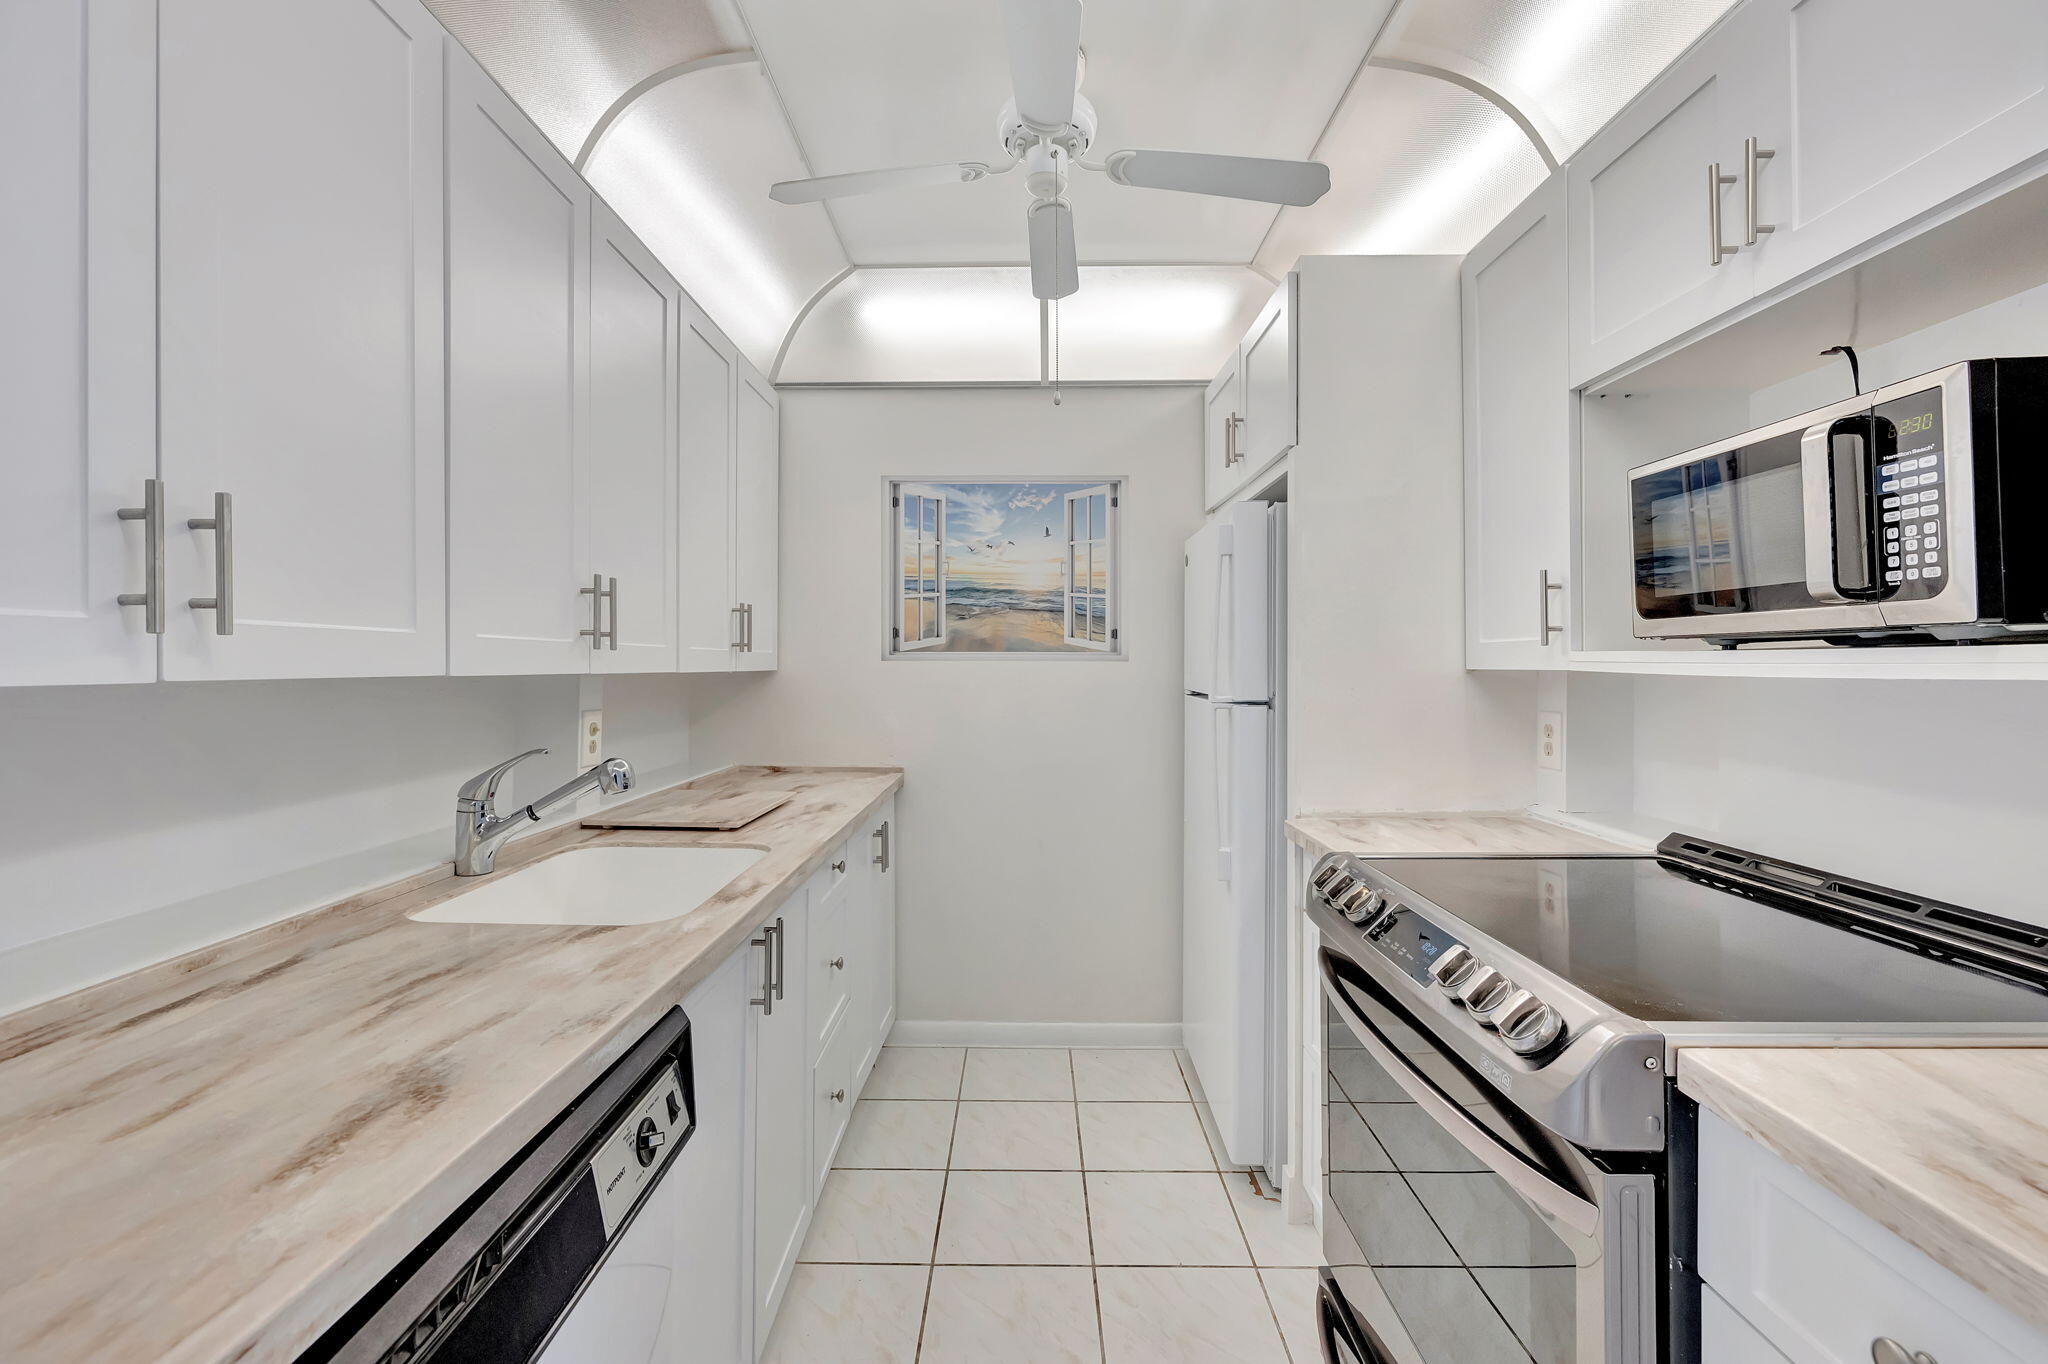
1000,0 -> 1082,131
1103,149 -> 1331,207
769,162 -> 989,204
1026,200 -> 1079,300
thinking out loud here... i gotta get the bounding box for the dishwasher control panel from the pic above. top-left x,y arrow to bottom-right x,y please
591,1063 -> 690,1236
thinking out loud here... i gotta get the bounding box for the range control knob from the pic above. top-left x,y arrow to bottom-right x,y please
1455,966 -> 1511,1016
1474,985 -> 1537,1030
1428,945 -> 1478,990
1337,886 -> 1386,925
1311,861 -> 1351,896
1498,998 -> 1566,1056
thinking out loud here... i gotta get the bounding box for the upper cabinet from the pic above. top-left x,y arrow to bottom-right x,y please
158,0 -> 449,681
1204,275 -> 1298,509
1463,172 -> 1571,669
445,52 -> 591,676
1571,0 -> 2048,386
588,201 -> 681,674
1738,0 -> 2048,296
0,0 -> 156,685
734,372 -> 781,672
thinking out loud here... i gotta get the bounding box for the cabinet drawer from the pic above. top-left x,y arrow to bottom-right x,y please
1698,1110 -> 2048,1364
1704,1287 -> 1792,1364
811,1010 -> 856,1194
808,880 -> 851,1056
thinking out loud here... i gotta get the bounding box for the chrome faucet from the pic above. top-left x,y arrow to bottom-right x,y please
454,748 -> 635,876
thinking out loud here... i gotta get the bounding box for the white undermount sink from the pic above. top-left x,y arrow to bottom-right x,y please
411,845 -> 766,926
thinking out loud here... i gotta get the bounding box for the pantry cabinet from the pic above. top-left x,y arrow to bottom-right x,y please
1204,275 -> 1299,509
678,306 -> 742,670
157,0 -> 449,681
1463,172 -> 1571,669
0,0 -> 157,686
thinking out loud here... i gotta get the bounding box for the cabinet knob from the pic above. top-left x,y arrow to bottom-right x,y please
829,1088 -> 847,1104
1871,1341 -> 1937,1364
832,859 -> 847,874
829,956 -> 846,971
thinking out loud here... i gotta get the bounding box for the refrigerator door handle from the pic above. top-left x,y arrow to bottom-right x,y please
1212,526 -> 1234,701
1214,706 -> 1233,882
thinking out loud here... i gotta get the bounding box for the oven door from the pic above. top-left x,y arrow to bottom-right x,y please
1321,946 -> 1658,1364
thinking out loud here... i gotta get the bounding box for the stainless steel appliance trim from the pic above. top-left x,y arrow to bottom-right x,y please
185,491 -> 234,634
116,477 -> 166,634
1321,953 -> 1600,1236
1800,419 -> 1851,604
1629,362 -> 1983,638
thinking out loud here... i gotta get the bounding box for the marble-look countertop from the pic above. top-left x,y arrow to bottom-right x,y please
1285,811 -> 1650,860
1679,1047 -> 2048,1333
0,764 -> 901,1364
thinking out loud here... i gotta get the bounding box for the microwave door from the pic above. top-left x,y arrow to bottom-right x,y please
1800,415 -> 1884,604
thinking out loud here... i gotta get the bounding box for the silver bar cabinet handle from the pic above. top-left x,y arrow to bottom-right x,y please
579,573 -> 605,645
1707,163 -> 1738,266
603,576 -> 618,650
116,477 -> 166,634
730,603 -> 746,649
772,913 -> 786,1000
873,819 -> 891,872
751,922 -> 775,1013
186,491 -> 233,635
1745,136 -> 1776,247
1538,569 -> 1564,640
741,602 -> 754,653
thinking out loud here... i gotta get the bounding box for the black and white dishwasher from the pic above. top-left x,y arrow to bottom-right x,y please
302,1008 -> 697,1364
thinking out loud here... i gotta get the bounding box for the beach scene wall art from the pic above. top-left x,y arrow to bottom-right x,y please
890,479 -> 1121,656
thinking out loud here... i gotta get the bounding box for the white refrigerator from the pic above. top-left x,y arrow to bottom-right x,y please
1182,501 -> 1285,1175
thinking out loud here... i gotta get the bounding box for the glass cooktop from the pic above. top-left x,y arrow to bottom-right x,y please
1360,854 -> 2048,1026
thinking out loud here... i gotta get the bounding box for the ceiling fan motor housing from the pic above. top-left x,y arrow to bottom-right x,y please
998,93 -> 1096,164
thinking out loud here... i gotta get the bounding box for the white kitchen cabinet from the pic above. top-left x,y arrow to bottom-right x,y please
677,304 -> 740,672
750,893 -> 810,1353
1740,0 -> 2048,296
1463,171 -> 1572,669
1566,3 -> 1763,386
157,0 -> 448,681
1238,276 -> 1298,478
445,50 -> 591,676
1698,1109 -> 2048,1364
850,803 -> 898,1090
1202,353 -> 1246,511
0,0 -> 157,686
810,1011 -> 856,1194
734,369 -> 781,671
588,200 -> 680,673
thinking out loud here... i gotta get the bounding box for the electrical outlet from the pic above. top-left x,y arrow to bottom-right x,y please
579,710 -> 603,769
1536,711 -> 1564,771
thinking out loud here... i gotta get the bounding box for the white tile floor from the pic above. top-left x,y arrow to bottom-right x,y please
762,1046 -> 1322,1364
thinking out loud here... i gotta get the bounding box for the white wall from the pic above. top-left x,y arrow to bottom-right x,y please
685,386 -> 1204,1037
1288,256 -> 1535,814
0,674 -> 696,1010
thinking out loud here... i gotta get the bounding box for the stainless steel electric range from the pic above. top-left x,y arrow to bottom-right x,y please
1306,834 -> 2048,1364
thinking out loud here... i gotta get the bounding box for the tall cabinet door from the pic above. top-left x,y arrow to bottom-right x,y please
678,305 -> 739,672
1463,171 -> 1571,669
588,202 -> 678,673
1237,276 -> 1297,477
1,0 -> 157,686
1566,5 -> 1759,385
158,0 -> 447,680
735,370 -> 780,672
445,51 -> 591,676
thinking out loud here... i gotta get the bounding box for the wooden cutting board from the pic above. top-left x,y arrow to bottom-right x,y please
581,786 -> 795,831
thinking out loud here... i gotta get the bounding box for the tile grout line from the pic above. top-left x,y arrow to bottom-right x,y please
1178,1048 -> 1295,1361
1071,1047 -> 1107,1364
909,1049 -> 968,1361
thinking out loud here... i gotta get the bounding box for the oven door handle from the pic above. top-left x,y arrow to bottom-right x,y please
1320,952 -> 1600,1237
1318,1276 -> 1396,1364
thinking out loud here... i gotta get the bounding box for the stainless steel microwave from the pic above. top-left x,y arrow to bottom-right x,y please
1629,358 -> 2048,645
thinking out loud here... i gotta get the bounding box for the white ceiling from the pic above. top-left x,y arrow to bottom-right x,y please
426,0 -> 1741,380
736,0 -> 1400,265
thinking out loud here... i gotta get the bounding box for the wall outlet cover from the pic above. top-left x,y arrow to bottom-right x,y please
1537,710 -> 1564,771
579,709 -> 603,768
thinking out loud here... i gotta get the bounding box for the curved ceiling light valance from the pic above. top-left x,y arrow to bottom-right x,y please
574,50 -> 760,171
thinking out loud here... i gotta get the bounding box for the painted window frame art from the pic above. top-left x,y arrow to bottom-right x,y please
885,478 -> 1123,658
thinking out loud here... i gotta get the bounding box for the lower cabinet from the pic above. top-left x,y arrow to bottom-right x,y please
851,802 -> 898,1090
1697,1109 -> 2048,1364
749,894 -> 811,1352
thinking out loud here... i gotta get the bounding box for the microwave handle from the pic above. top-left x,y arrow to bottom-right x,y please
1801,416 -> 1882,604
1319,951 -> 1600,1237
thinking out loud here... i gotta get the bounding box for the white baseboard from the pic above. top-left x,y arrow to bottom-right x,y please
887,1019 -> 1184,1049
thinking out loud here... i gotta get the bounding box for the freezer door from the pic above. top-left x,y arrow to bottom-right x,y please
1182,697 -> 1272,1167
1184,522 -> 1220,696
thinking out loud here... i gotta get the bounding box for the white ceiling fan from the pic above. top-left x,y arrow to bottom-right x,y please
766,0 -> 1332,301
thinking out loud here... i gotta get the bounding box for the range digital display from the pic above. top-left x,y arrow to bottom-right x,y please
1370,906 -> 1464,986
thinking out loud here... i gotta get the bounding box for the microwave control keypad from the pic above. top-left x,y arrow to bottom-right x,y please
1879,451 -> 1943,591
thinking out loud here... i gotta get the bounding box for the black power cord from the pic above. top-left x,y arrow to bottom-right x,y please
1821,344 -> 1862,396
